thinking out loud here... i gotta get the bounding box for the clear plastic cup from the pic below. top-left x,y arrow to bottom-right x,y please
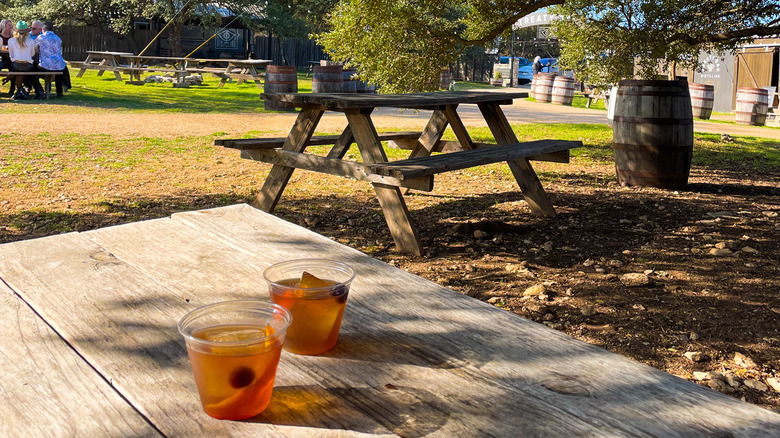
177,300 -> 292,420
264,259 -> 355,355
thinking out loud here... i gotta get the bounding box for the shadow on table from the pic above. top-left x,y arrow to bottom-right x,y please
252,384 -> 448,437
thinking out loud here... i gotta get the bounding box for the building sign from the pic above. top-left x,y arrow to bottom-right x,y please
216,28 -> 238,50
514,13 -> 559,29
692,51 -> 735,112
537,26 -> 553,40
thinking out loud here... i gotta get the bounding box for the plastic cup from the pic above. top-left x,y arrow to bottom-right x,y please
264,259 -> 355,355
177,300 -> 292,420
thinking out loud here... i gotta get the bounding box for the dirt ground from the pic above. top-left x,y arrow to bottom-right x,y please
2,107 -> 779,413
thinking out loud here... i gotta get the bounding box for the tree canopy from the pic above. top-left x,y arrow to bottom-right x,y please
551,0 -> 780,87
318,0 -> 780,92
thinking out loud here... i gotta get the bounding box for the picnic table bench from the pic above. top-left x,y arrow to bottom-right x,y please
219,91 -> 580,255
2,204 -> 779,436
0,71 -> 63,99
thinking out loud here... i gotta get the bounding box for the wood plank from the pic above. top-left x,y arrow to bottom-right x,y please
388,139 -> 570,162
408,109 -> 449,159
254,108 -> 324,212
326,126 -> 355,159
240,149 -> 433,191
260,91 -> 527,110
169,205 -> 780,437
0,284 -> 160,437
443,105 -> 475,150
0,223 -> 389,436
479,102 -> 558,217
217,131 -> 423,150
367,140 -> 581,179
346,112 -> 423,255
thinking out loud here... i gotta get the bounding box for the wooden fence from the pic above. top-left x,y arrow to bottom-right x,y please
59,26 -> 153,61
253,36 -> 329,67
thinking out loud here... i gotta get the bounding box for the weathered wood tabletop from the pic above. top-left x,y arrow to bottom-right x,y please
1,204 -> 779,437
230,91 -> 578,255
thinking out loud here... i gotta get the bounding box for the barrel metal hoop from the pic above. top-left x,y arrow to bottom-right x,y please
613,116 -> 694,125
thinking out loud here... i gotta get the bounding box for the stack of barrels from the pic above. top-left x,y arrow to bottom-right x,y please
533,73 -> 556,102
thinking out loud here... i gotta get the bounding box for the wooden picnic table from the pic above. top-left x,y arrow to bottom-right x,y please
218,91 -> 580,255
73,50 -> 135,81
1,204 -> 779,436
212,59 -> 272,89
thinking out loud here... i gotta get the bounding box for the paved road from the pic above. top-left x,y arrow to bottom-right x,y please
370,86 -> 780,139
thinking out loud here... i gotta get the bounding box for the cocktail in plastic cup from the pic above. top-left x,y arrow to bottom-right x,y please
177,300 -> 292,420
264,259 -> 355,355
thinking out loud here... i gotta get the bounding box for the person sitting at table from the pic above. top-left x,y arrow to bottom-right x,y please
34,21 -> 67,98
8,21 -> 44,100
0,19 -> 15,95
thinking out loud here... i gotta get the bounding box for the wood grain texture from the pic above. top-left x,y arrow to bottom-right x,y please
479,102 -> 557,217
260,91 -> 527,110
366,140 -> 580,179
216,131 -> 422,150
171,205 -> 780,437
254,108 -> 324,212
240,149 -> 433,191
0,284 -> 160,437
346,112 -> 423,255
1,205 -> 779,436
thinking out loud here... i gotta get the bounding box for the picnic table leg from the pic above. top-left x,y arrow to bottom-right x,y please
110,57 -> 122,81
253,108 -> 324,212
76,54 -> 92,78
346,111 -> 423,256
248,66 -> 263,89
408,109 -> 449,159
443,106 -> 476,150
326,126 -> 355,159
478,102 -> 557,218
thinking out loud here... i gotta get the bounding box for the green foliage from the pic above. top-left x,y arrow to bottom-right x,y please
551,0 -> 780,86
319,0 -> 779,92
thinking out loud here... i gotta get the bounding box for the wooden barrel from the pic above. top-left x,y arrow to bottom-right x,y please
342,68 -> 357,93
551,76 -> 575,105
356,80 -> 377,94
688,83 -> 714,120
735,87 -> 768,126
534,73 -> 556,103
312,65 -> 343,93
263,65 -> 298,111
612,79 -> 693,189
530,76 -> 536,99
439,67 -> 452,90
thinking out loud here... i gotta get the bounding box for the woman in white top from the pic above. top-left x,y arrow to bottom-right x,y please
7,21 -> 36,99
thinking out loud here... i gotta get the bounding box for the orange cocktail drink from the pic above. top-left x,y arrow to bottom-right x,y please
264,259 -> 355,355
177,300 -> 291,420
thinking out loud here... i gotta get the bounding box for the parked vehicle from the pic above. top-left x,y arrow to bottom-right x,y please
540,58 -> 558,73
498,56 -> 533,84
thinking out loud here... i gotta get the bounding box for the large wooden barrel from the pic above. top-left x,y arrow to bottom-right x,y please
342,68 -> 357,93
534,73 -> 556,103
312,65 -> 343,93
688,83 -> 714,120
735,87 -> 768,126
530,76 -> 537,99
356,80 -> 377,94
439,67 -> 452,90
551,76 -> 575,105
612,79 -> 693,189
263,65 -> 298,111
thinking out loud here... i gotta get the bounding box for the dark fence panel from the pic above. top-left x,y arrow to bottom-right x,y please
59,26 -> 153,61
253,36 -> 328,67
451,54 -> 498,83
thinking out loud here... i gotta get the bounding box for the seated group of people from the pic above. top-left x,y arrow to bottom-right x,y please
1,19 -> 70,100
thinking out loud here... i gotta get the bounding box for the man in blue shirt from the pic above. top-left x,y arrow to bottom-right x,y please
34,22 -> 69,98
